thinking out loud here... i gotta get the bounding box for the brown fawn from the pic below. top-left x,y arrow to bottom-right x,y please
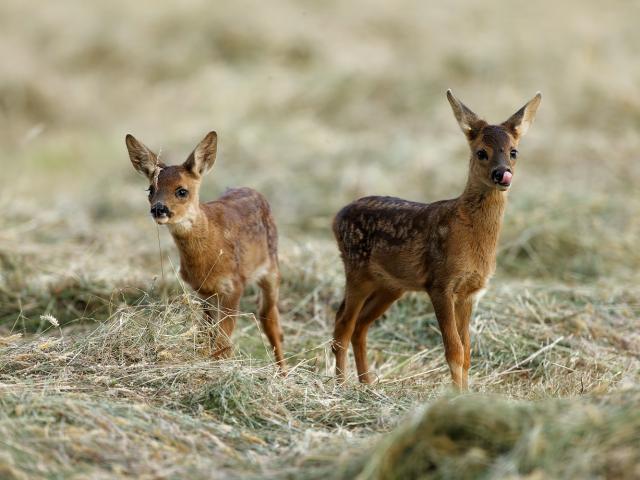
126,131 -> 286,370
332,90 -> 541,389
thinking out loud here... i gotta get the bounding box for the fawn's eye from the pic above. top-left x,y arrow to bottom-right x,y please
176,188 -> 189,199
476,149 -> 488,160
146,186 -> 154,197
510,149 -> 518,160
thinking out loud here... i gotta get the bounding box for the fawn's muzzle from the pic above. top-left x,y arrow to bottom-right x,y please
491,168 -> 513,188
150,203 -> 170,219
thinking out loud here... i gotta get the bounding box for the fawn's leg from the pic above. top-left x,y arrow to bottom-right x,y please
333,283 -> 371,382
454,295 -> 474,391
205,286 -> 243,359
351,289 -> 402,384
258,270 -> 286,372
429,288 -> 464,390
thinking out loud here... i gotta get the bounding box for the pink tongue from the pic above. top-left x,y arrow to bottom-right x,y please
501,171 -> 513,184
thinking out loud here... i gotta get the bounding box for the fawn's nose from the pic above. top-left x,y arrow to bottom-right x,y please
491,167 -> 512,186
150,202 -> 170,218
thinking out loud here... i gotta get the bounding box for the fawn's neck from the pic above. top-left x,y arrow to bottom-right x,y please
458,179 -> 508,252
167,203 -> 216,257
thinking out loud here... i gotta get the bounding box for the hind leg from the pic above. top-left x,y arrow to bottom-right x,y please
258,269 -> 286,371
332,279 -> 373,382
351,289 -> 402,384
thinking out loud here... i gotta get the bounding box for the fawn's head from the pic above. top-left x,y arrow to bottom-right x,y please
447,90 -> 541,191
126,131 -> 218,226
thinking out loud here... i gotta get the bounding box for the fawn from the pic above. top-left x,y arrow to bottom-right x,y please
332,90 -> 541,389
126,131 -> 286,370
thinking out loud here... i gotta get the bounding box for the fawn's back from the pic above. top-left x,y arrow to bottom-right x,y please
334,196 -> 453,292
333,189 -> 505,297
173,186 -> 278,296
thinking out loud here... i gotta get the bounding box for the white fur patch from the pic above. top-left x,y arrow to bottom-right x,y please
216,277 -> 236,297
168,218 -> 193,234
473,287 -> 487,308
168,204 -> 199,234
251,262 -> 271,283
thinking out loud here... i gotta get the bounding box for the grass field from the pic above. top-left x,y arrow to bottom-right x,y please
1,0 -> 639,478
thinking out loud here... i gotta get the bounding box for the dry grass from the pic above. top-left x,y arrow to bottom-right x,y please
1,0 -> 639,478
344,390 -> 640,479
0,255 -> 638,478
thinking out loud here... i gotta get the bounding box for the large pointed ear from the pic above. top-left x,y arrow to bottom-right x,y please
447,89 -> 486,141
183,131 -> 218,177
126,134 -> 160,180
502,92 -> 542,138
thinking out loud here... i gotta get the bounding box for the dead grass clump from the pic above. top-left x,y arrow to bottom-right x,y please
349,391 -> 640,480
187,366 -> 411,432
68,293 -> 204,365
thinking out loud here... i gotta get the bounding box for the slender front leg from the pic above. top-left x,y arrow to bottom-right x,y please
429,288 -> 464,390
454,295 -> 474,391
204,287 -> 243,359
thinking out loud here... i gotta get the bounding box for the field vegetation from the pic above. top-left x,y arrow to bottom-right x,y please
0,0 -> 638,478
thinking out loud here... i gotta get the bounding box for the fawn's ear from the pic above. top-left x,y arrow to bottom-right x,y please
184,131 -> 217,177
126,134 -> 159,180
447,89 -> 486,141
502,92 -> 542,138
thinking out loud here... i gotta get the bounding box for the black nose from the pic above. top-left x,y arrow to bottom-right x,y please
150,203 -> 169,217
491,167 -> 511,183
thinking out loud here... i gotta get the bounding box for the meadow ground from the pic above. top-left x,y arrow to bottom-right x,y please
1,0 -> 639,478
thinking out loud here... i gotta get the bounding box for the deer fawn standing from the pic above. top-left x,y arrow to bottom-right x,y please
126,131 -> 286,370
332,90 -> 541,389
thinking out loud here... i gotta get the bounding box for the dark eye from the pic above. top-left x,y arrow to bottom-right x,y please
146,186 -> 154,197
476,149 -> 488,160
176,188 -> 188,199
510,149 -> 518,160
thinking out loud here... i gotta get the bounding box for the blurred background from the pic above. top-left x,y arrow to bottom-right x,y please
1,0 -> 639,317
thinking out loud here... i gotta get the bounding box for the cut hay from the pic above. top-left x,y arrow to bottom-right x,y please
345,391 -> 640,480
